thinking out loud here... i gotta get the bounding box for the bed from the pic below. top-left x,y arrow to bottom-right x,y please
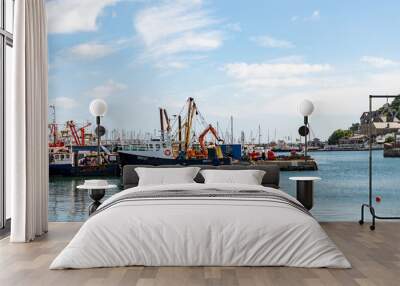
50,165 -> 350,269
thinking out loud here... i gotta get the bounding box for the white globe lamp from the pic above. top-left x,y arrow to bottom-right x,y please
298,99 -> 314,160
89,99 -> 108,117
89,99 -> 108,165
299,99 -> 314,117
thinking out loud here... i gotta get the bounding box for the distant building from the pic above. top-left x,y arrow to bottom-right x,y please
360,111 -> 385,124
360,111 -> 400,136
338,134 -> 367,145
310,138 -> 323,147
370,122 -> 400,136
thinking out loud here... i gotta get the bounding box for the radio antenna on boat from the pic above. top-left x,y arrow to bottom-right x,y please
230,116 -> 234,144
159,108 -> 165,141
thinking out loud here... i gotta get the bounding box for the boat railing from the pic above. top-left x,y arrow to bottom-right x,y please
120,143 -> 167,152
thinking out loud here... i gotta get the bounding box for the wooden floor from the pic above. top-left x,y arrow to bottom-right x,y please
0,222 -> 399,286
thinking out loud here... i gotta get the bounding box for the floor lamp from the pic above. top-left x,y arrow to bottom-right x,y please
299,99 -> 314,159
89,99 -> 108,165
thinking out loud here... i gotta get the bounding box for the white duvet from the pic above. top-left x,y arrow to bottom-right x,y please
50,183 -> 350,269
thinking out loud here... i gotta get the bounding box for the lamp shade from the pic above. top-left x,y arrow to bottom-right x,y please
299,99 -> 314,116
89,99 -> 108,117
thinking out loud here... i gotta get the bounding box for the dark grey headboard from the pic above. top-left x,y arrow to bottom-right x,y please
122,164 -> 280,189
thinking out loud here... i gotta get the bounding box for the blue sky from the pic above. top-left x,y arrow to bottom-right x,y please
47,0 -> 400,141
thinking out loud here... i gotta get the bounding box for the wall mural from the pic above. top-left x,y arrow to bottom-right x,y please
46,0 -> 400,222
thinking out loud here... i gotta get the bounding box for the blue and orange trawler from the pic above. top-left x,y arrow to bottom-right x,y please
117,97 -> 232,166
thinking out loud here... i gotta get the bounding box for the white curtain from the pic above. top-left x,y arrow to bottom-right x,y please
9,0 -> 48,242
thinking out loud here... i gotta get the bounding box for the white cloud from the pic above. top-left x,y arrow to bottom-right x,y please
224,22 -> 242,32
134,0 -> 223,69
46,0 -> 118,34
292,10 -> 320,22
251,35 -> 294,49
68,42 -> 117,60
267,55 -> 305,64
361,56 -> 398,68
86,80 -> 127,98
151,32 -> 221,56
50,97 -> 78,109
53,38 -> 132,64
223,61 -> 332,88
310,10 -> 320,20
156,61 -> 188,70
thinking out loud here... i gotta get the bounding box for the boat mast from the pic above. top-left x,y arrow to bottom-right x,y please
184,97 -> 196,152
163,109 -> 171,133
230,115 -> 234,144
178,115 -> 182,152
49,105 -> 57,145
159,108 -> 165,141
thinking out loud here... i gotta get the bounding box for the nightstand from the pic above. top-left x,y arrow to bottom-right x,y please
77,180 -> 117,215
289,176 -> 321,210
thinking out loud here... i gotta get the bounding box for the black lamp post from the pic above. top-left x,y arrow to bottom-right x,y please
299,100 -> 315,159
89,99 -> 108,165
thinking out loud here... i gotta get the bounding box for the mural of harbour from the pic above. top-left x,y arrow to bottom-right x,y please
45,0 -> 400,231
49,150 -> 400,222
48,95 -> 400,221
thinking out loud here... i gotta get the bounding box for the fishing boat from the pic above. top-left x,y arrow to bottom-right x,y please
49,145 -> 120,176
48,111 -> 120,176
118,98 -> 232,166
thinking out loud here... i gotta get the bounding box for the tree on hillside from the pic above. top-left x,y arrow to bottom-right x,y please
349,123 -> 360,134
390,96 -> 400,113
378,95 -> 400,120
328,129 -> 353,145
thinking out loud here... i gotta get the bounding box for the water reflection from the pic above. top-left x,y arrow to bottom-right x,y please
48,177 -> 122,221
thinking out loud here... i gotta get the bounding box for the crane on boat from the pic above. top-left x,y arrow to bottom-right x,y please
66,120 -> 92,146
158,97 -> 225,160
198,124 -> 224,154
184,97 -> 197,153
159,108 -> 172,141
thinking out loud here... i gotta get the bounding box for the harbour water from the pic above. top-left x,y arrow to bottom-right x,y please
49,150 -> 400,222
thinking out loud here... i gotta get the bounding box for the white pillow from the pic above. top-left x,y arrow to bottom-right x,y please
200,169 -> 266,185
135,167 -> 200,186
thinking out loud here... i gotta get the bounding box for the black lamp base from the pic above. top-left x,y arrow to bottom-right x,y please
88,189 -> 105,215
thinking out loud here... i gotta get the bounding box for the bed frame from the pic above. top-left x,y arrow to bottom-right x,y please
122,164 -> 280,189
